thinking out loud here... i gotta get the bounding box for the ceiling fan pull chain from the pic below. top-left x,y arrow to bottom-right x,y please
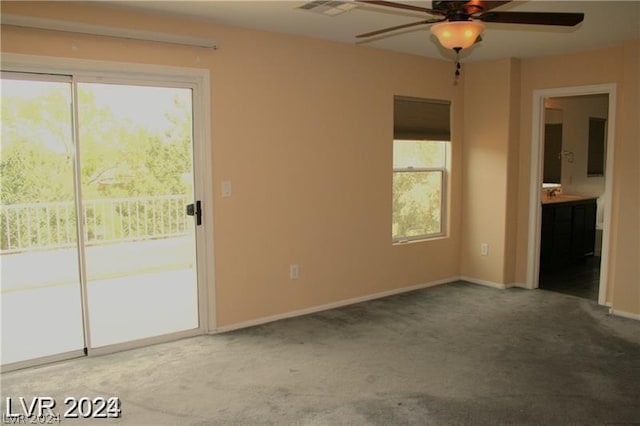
454,47 -> 462,79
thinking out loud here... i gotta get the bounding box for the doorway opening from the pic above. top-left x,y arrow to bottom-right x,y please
1,60 -> 212,372
527,84 -> 616,306
538,95 -> 609,301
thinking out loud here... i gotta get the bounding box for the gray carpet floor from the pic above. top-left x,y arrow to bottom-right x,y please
2,281 -> 639,425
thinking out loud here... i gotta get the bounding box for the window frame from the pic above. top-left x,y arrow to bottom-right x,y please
392,140 -> 448,244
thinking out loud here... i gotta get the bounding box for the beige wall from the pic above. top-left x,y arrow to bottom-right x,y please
545,96 -> 608,195
545,95 -> 609,224
0,1 -> 464,328
505,59 -> 522,285
610,42 -> 640,315
514,43 -> 640,315
1,2 -> 638,322
461,58 -> 520,285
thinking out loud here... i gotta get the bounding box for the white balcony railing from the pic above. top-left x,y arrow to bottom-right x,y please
1,195 -> 190,254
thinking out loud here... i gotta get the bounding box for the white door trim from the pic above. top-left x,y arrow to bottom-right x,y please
526,83 -> 617,307
1,53 -> 215,367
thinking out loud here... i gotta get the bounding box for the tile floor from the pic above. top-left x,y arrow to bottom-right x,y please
539,256 -> 601,301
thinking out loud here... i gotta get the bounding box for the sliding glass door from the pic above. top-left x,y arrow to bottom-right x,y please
1,73 -> 203,369
77,82 -> 199,348
1,75 -> 85,364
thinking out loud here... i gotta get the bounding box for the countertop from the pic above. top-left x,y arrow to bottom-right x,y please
541,194 -> 598,205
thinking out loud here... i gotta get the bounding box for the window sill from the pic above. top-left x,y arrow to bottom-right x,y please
392,234 -> 448,246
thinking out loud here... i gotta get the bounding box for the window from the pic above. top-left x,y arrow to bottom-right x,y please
392,96 -> 450,243
393,141 -> 447,242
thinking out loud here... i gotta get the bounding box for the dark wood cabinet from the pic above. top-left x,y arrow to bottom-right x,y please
540,198 -> 597,271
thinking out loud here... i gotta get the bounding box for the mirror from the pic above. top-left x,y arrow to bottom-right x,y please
587,117 -> 607,176
543,108 -> 563,184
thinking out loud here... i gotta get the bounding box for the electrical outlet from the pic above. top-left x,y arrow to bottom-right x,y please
290,264 -> 299,280
481,243 -> 489,256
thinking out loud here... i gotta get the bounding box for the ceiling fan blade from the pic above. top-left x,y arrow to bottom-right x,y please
356,0 -> 445,15
478,11 -> 585,26
357,19 -> 443,38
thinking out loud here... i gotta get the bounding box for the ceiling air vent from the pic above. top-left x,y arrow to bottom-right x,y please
297,1 -> 358,16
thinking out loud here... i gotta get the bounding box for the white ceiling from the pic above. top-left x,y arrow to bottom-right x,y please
109,1 -> 640,62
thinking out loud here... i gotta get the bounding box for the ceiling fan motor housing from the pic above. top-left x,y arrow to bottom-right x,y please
432,0 -> 478,22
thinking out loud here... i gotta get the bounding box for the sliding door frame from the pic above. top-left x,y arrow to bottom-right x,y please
1,53 -> 215,371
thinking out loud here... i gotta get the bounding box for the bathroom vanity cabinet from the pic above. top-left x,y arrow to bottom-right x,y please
540,196 -> 597,271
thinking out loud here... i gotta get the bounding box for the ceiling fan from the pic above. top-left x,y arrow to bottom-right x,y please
356,1 -> 584,74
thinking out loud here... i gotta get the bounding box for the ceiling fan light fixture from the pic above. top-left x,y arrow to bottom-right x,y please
430,20 -> 485,50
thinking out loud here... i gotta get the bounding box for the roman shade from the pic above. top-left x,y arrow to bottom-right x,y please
394,96 -> 451,141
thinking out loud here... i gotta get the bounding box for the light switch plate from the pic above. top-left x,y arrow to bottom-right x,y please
222,181 -> 232,197
290,264 -> 299,280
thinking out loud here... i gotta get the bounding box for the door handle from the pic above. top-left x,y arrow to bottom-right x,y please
186,200 -> 202,226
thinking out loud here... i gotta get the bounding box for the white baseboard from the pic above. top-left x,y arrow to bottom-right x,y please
460,276 -> 511,289
511,282 -> 530,289
212,277 -> 456,334
609,308 -> 640,321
